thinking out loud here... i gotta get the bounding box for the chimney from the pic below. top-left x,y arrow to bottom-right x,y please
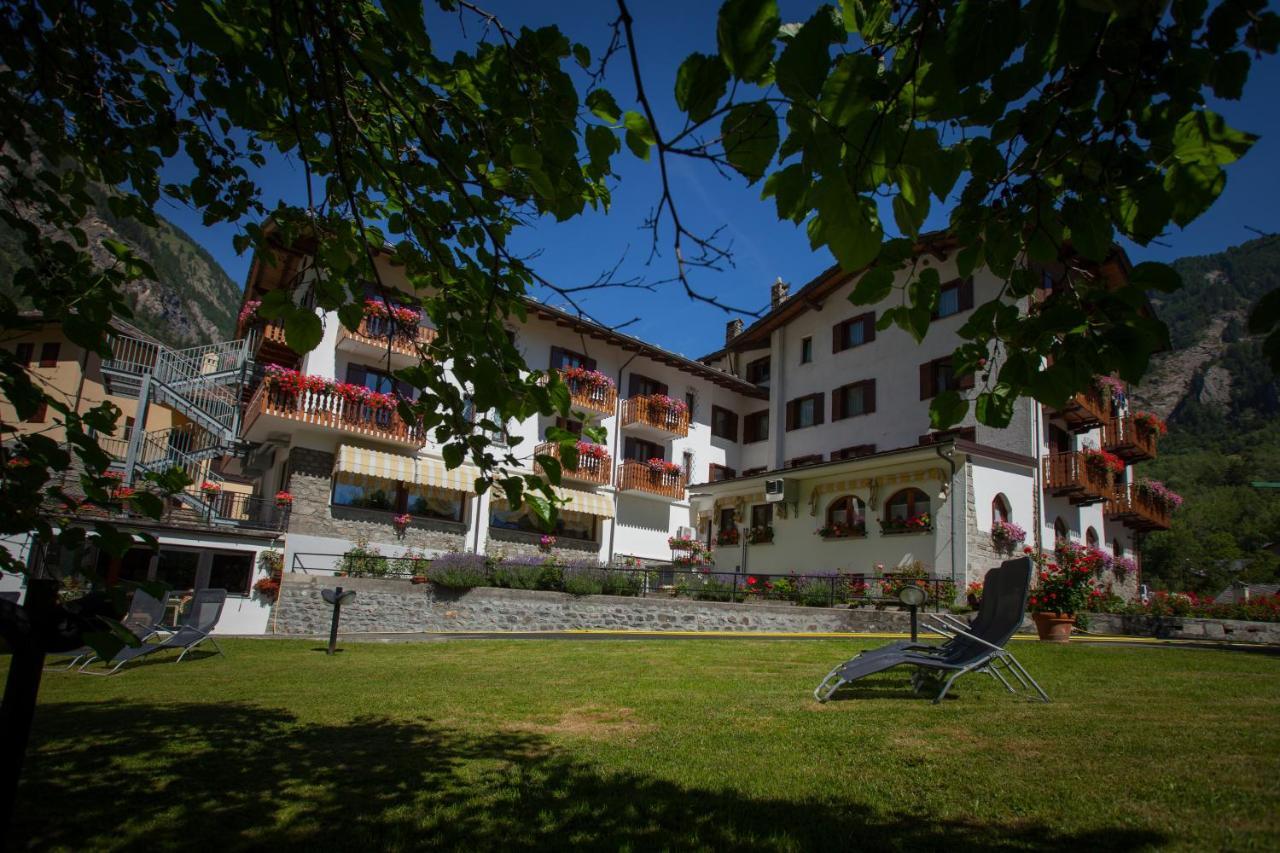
770,277 -> 790,308
725,318 -> 743,344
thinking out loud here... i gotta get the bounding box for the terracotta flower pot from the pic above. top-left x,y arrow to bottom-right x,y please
411,576 -> 428,585
1032,611 -> 1075,643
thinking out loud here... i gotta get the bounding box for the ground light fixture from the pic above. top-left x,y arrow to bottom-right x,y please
898,584 -> 927,642
320,587 -> 357,655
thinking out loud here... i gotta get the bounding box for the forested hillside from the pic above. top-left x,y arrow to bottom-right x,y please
1134,235 -> 1280,593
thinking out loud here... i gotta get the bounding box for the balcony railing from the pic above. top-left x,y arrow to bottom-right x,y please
533,441 -> 611,486
338,315 -> 437,359
1105,483 -> 1172,532
1051,386 -> 1111,432
243,384 -> 427,448
620,395 -> 689,437
1043,451 -> 1112,506
1102,415 -> 1158,463
615,459 -> 685,500
558,372 -> 617,416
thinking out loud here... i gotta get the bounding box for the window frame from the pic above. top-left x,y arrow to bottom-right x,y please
743,410 -> 769,444
15,342 -> 34,366
627,372 -> 668,398
931,277 -> 975,320
785,392 -> 824,431
832,379 -> 876,421
919,357 -> 974,399
800,336 -> 813,364
992,494 -> 1011,525
786,454 -> 823,469
825,495 -> 866,536
623,436 -> 664,462
831,444 -> 876,461
832,312 -> 875,353
550,346 -> 596,372
710,405 -> 739,441
750,503 -> 773,529
885,487 -> 931,522
745,356 -> 771,385
708,463 -> 736,482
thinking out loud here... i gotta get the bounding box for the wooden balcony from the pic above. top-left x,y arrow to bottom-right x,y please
620,395 -> 689,438
558,371 -> 616,417
615,459 -> 685,501
337,315 -> 436,366
1043,451 -> 1112,506
1102,415 -> 1158,463
534,441 -> 611,486
241,384 -> 427,449
238,317 -> 297,366
1051,386 -> 1111,432
1105,483 -> 1172,532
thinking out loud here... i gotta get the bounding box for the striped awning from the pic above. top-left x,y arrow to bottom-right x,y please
335,445 -> 477,493
495,485 -> 614,519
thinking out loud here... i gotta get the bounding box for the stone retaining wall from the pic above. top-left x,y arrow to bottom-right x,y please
273,573 -> 923,635
1085,612 -> 1280,645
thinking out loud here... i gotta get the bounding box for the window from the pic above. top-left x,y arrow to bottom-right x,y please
550,346 -> 595,371
885,488 -> 930,522
155,550 -> 200,591
745,356 -> 771,386
826,495 -> 866,535
39,342 -> 60,367
1054,517 -> 1069,543
832,444 -> 876,460
627,373 -> 667,398
1085,527 -> 1099,548
26,402 -> 48,423
685,391 -> 696,415
750,503 -> 773,528
800,337 -> 813,364
491,505 -> 596,541
404,485 -> 465,523
833,313 -> 875,353
109,548 -> 154,584
333,477 -> 396,511
623,436 -> 664,463
832,380 -> 876,420
718,507 -> 736,532
743,410 -> 769,443
785,393 -> 824,431
1049,424 -> 1072,454
709,464 -> 736,482
1112,539 -> 1124,559
711,405 -> 738,441
208,552 -> 254,596
555,417 -> 583,436
682,450 -> 694,481
786,454 -> 823,468
992,494 -> 1011,525
15,342 -> 33,366
919,357 -> 973,399
933,278 -> 974,319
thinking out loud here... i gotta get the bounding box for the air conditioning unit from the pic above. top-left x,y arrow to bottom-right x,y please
764,478 -> 798,503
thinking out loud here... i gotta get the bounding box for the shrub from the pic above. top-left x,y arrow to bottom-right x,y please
339,538 -> 390,578
561,560 -> 604,596
429,552 -> 489,590
691,573 -> 736,601
492,555 -> 547,589
601,569 -> 643,596
796,576 -> 835,607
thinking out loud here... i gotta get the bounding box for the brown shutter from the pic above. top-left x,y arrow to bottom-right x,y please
814,393 -> 825,425
785,400 -> 796,431
862,313 -> 876,343
959,277 -> 975,311
15,343 -> 33,366
832,321 -> 845,353
865,380 -> 877,414
39,342 -> 60,367
729,411 -> 739,441
920,362 -> 933,399
831,386 -> 843,421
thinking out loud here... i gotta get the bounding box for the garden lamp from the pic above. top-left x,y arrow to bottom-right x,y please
320,586 -> 357,655
898,584 -> 927,642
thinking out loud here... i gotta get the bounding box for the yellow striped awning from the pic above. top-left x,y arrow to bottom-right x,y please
335,445 -> 478,494
495,485 -> 614,519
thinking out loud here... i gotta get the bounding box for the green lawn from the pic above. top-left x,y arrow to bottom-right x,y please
7,638 -> 1280,851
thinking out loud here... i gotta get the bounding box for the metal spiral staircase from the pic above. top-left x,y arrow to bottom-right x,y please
100,335 -> 253,518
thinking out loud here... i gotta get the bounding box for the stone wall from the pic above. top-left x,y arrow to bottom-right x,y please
285,447 -> 466,554
1085,612 -> 1280,645
273,573 -> 923,635
485,528 -> 599,563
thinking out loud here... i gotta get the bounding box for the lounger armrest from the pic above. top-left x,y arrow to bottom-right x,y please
923,622 -> 1006,653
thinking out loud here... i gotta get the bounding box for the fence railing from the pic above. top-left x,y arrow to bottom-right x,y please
615,459 -> 685,499
1043,451 -> 1112,505
620,394 -> 689,436
244,383 -> 427,447
533,441 -> 611,486
340,314 -> 437,356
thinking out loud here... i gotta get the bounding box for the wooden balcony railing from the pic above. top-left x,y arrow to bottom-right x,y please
1102,416 -> 1158,463
1051,385 -> 1111,432
1105,483 -> 1172,532
615,459 -> 685,500
620,395 -> 690,437
558,372 -> 616,416
243,384 -> 427,448
534,441 -> 611,486
1043,451 -> 1112,506
339,315 -> 437,359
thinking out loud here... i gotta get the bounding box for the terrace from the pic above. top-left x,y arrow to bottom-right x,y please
241,383 -> 427,449
620,394 -> 689,438
558,370 -> 617,417
1050,386 -> 1111,432
336,314 -> 437,367
1102,415 -> 1159,462
1105,482 -> 1174,531
533,441 -> 611,487
615,459 -> 685,500
1042,451 -> 1112,506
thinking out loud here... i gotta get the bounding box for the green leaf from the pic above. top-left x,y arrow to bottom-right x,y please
810,178 -> 882,272
510,144 -> 541,170
535,453 -> 562,486
442,443 -> 464,469
946,0 -> 1020,87
585,89 -> 622,124
761,163 -> 810,222
975,389 -> 1015,428
337,302 -> 364,331
1129,262 -> 1182,294
929,390 -> 969,429
717,0 -> 781,82
1163,160 -> 1225,228
523,492 -> 555,532
1171,109 -> 1257,167
573,43 -> 591,69
1062,198 -> 1111,263
849,266 -> 894,305
721,102 -> 778,182
585,125 -> 620,179
623,111 -> 655,161
1210,50 -> 1250,99
284,309 -> 323,353
775,9 -> 841,102
674,53 -> 730,123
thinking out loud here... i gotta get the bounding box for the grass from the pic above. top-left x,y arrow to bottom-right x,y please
6,638 -> 1280,851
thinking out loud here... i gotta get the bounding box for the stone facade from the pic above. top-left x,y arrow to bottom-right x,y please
485,528 -> 599,563
273,574 -> 925,635
1086,612 -> 1280,645
285,447 -> 466,553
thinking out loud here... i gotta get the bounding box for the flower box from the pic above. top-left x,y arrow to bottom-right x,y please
816,523 -> 866,539
715,528 -> 740,547
747,526 -> 773,545
879,513 -> 931,535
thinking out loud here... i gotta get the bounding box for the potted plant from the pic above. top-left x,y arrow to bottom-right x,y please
393,513 -> 411,537
816,521 -> 865,539
748,525 -> 773,545
404,548 -> 430,584
879,513 -> 931,534
668,534 -> 699,551
646,458 -> 682,479
990,519 -> 1026,554
1028,543 -> 1100,642
538,534 -> 556,552
275,490 -> 294,508
1081,448 -> 1125,476
715,527 -> 739,547
199,480 -> 221,499
1131,410 -> 1167,436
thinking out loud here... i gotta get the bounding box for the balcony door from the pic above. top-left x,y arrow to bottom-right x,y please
623,436 -> 664,463
627,373 -> 668,399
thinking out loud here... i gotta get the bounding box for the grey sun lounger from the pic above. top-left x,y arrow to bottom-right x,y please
46,588 -> 168,671
80,588 -> 227,675
814,557 -> 1049,704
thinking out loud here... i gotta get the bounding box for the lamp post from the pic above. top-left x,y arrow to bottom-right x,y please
898,584 -> 927,642
320,586 -> 357,655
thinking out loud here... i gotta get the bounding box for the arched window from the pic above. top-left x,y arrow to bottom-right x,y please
1054,517 -> 1069,543
886,488 -> 930,522
1085,527 -> 1099,548
992,494 -> 1010,526
1112,538 -> 1124,559
825,495 -> 866,537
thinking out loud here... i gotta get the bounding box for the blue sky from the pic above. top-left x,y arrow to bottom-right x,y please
157,1 -> 1280,359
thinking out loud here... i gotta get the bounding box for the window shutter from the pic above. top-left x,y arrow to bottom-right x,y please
959,277 -> 975,311
865,380 -> 877,414
862,313 -> 876,343
920,362 -> 933,399
832,321 -> 845,353
549,346 -> 564,371
831,386 -> 843,421
785,400 -> 796,431
39,342 -> 60,367
623,436 -> 638,461
16,343 -> 33,366
814,393 -> 825,425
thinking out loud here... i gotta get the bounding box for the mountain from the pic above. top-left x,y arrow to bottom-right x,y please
0,188 -> 241,348
1130,235 -> 1280,594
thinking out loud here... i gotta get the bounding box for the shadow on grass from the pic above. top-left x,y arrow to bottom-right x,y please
11,701 -> 1166,852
